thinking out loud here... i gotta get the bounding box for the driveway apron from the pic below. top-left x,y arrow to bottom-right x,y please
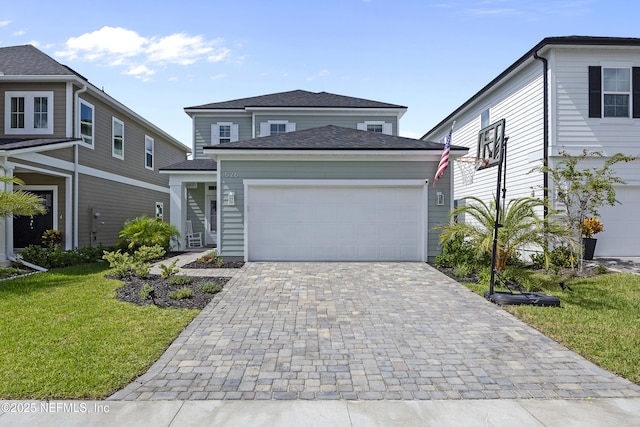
110,262 -> 640,401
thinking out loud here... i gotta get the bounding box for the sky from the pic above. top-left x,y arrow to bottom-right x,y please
2,0 -> 639,149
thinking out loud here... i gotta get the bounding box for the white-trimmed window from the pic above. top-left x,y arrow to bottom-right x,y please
155,202 -> 164,220
112,117 -> 124,159
145,135 -> 154,170
5,91 -> 54,134
211,122 -> 239,144
481,108 -> 490,129
259,120 -> 296,137
357,121 -> 392,135
603,67 -> 631,118
78,99 -> 95,147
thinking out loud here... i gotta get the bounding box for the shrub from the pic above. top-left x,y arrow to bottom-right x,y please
159,259 -> 180,279
199,283 -> 222,294
134,263 -> 151,279
579,217 -> 604,238
102,250 -> 136,278
435,233 -> 487,272
168,286 -> 193,300
21,245 -> 106,269
133,245 -> 165,264
595,264 -> 608,275
139,283 -> 154,300
118,215 -> 179,251
197,251 -> 224,267
168,275 -> 192,286
41,229 -> 62,248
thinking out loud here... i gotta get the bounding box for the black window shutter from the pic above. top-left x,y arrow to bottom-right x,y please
588,66 -> 602,118
633,67 -> 640,118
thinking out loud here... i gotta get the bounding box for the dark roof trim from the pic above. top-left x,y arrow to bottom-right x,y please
159,159 -> 217,172
421,36 -> 640,139
0,137 -> 80,152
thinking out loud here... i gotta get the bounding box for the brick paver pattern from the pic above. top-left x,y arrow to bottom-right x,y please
110,262 -> 640,401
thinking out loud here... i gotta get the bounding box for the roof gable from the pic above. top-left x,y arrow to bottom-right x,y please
0,45 -> 79,77
186,90 -> 406,110
205,125 -> 467,151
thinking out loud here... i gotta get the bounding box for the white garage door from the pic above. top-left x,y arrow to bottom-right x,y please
596,186 -> 640,256
246,181 -> 426,261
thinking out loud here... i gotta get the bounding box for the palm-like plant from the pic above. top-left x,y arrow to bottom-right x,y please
0,176 -> 46,217
118,215 -> 180,250
435,196 -> 576,270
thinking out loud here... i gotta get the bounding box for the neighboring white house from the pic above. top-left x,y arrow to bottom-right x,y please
422,36 -> 640,258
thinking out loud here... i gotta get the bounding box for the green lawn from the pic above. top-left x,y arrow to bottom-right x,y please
0,263 -> 199,399
465,271 -> 640,385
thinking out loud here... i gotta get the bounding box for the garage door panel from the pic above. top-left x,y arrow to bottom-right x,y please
247,184 -> 425,261
596,186 -> 640,256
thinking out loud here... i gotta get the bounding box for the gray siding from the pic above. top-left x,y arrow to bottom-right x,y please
186,184 -> 206,237
193,115 -> 253,159
253,114 -> 399,137
0,81 -> 67,137
77,174 -> 171,248
218,160 -> 451,261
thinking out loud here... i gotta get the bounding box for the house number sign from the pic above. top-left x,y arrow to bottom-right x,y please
223,172 -> 239,178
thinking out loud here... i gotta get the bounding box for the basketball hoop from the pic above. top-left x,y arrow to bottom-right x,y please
454,156 -> 489,185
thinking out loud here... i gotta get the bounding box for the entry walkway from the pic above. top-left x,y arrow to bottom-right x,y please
110,262 -> 640,401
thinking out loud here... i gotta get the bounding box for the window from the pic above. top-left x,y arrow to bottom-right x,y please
4,91 -> 54,134
145,135 -> 154,170
481,108 -> 490,129
211,122 -> 238,144
357,121 -> 392,135
589,66 -> 640,118
259,120 -> 295,137
78,99 -> 94,147
603,68 -> 630,117
112,117 -> 124,159
155,202 -> 163,220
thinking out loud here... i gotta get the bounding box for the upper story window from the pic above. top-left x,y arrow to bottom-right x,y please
481,108 -> 490,129
603,68 -> 630,117
259,120 -> 295,137
589,66 -> 640,119
145,135 -> 154,170
4,91 -> 54,134
112,117 -> 124,159
78,99 -> 95,148
357,121 -> 392,135
211,122 -> 239,145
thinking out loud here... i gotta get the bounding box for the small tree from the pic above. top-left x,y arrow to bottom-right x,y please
0,176 -> 46,218
541,150 -> 636,252
435,196 -> 574,271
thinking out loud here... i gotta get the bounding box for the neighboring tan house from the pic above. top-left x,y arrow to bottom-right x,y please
422,36 -> 640,258
0,45 -> 190,264
162,90 -> 468,261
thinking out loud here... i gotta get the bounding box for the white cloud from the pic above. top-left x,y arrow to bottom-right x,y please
12,30 -> 25,36
307,69 -> 331,81
124,64 -> 155,82
210,73 -> 227,80
0,20 -> 11,27
54,26 -> 231,81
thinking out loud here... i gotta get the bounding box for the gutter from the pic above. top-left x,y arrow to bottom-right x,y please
533,50 -> 549,217
8,255 -> 48,272
73,85 -> 88,249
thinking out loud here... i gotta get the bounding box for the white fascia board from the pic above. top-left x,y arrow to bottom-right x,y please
160,169 -> 217,176
185,107 -> 407,117
205,149 -> 454,162
0,140 -> 80,156
168,173 -> 217,186
243,179 -> 426,187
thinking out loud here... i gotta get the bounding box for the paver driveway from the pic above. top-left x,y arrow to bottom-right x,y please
110,262 -> 640,401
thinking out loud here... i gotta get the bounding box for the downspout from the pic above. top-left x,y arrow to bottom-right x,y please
73,86 -> 88,248
533,51 -> 549,217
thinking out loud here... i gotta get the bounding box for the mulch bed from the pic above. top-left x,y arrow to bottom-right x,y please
115,275 -> 230,309
181,260 -> 245,269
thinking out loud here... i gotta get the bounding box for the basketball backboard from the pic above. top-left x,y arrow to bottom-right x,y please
476,119 -> 505,169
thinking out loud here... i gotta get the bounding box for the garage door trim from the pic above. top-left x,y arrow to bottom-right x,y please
244,179 -> 429,261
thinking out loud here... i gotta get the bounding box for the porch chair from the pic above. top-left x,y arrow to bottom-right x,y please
185,220 -> 203,248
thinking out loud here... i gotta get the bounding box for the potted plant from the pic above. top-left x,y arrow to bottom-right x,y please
579,217 -> 603,260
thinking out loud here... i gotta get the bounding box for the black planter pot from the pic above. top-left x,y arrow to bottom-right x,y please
582,237 -> 597,260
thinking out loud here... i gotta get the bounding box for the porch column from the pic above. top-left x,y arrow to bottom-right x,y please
0,162 -> 14,266
168,178 -> 185,250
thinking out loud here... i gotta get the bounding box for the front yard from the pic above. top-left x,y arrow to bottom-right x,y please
0,263 -> 199,399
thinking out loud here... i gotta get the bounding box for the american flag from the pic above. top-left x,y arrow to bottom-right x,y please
434,127 -> 452,185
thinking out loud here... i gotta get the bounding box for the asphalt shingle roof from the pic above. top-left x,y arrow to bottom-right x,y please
160,159 -> 217,171
205,125 -> 468,151
0,45 -> 79,77
186,90 -> 406,110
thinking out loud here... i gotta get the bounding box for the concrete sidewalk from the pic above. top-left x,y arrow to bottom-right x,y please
2,398 -> 640,426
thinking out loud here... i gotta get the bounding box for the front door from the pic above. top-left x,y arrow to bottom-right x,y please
14,190 -> 54,248
205,195 -> 217,246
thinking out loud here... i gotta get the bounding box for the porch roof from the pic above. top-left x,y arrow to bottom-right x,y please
0,137 -> 80,152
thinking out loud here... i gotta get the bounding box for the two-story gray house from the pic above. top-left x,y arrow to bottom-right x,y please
422,36 -> 640,258
0,45 -> 190,264
162,90 -> 468,262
